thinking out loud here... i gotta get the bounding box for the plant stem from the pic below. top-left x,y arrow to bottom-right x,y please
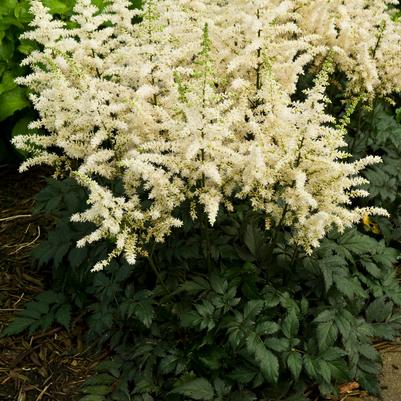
147,254 -> 169,293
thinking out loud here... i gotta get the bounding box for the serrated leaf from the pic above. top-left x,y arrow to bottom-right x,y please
256,321 -> 279,336
55,303 -> 71,329
321,347 -> 347,361
317,321 -> 338,351
134,299 -> 154,328
171,378 -> 214,400
244,300 -> 264,320
318,359 -> 331,383
282,310 -> 299,338
366,297 -> 392,322
227,367 -> 256,384
314,309 -> 336,323
246,334 -> 279,383
361,260 -> 382,278
265,337 -> 290,352
287,352 -> 302,380
304,355 -> 318,379
319,262 -> 334,292
358,344 -> 379,361
244,223 -> 264,257
1,317 -> 35,336
336,229 -> 378,258
36,290 -> 63,305
210,273 -> 227,294
334,275 -> 354,299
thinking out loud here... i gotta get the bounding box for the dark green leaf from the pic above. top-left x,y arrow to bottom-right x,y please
1,317 -> 35,336
287,352 -> 302,380
55,303 -> 71,329
171,378 -> 214,400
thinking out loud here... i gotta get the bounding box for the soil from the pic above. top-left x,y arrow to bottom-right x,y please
1,164 -> 401,401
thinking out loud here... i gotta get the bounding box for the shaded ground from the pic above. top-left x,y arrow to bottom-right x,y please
363,343 -> 401,401
1,164 -> 401,401
0,165 -> 104,401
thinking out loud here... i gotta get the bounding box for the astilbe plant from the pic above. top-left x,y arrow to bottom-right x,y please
13,0 -> 401,271
6,1 -> 401,400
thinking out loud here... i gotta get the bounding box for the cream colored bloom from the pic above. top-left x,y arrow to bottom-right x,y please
14,0 -> 396,270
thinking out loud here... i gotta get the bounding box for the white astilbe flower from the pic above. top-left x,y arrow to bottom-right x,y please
14,0 -> 396,270
295,0 -> 401,96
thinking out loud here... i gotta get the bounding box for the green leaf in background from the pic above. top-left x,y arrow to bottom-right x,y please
0,86 -> 29,121
0,70 -> 17,93
42,0 -> 73,15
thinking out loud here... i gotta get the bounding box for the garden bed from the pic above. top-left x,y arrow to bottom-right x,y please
0,165 -> 105,401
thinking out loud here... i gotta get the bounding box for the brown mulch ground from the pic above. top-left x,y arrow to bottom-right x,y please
0,165 -> 105,401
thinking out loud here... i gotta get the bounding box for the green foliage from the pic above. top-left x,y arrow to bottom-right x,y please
16,176 -> 400,400
347,101 -> 401,243
4,4 -> 401,400
1,290 -> 71,336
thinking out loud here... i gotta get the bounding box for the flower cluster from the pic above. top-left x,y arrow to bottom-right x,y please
296,0 -> 401,96
14,0 -> 397,270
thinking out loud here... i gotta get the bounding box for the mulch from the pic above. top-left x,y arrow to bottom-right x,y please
0,165 -> 105,401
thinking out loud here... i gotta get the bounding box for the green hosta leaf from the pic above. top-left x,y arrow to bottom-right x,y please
0,87 -> 29,121
171,378 -> 214,400
1,317 -> 35,336
287,352 -> 302,380
55,303 -> 71,329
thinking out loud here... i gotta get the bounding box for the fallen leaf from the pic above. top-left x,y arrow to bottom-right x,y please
339,381 -> 359,394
